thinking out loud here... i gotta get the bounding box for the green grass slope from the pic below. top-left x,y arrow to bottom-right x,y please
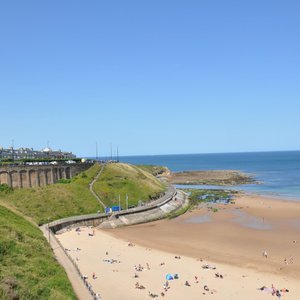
0,205 -> 76,300
93,163 -> 166,208
0,163 -> 102,225
136,165 -> 169,176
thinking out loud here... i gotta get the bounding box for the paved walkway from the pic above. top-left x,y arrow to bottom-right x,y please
38,163 -> 107,300
40,225 -> 93,300
89,163 -> 106,210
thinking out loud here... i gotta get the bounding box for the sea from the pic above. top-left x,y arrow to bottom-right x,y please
117,151 -> 300,201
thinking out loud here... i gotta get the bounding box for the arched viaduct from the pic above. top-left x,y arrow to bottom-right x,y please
0,162 -> 93,188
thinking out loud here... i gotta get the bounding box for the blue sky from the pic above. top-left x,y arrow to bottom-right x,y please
1,1 -> 299,157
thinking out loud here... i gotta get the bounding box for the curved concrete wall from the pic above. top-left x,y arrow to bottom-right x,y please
0,162 -> 93,188
48,187 -> 188,233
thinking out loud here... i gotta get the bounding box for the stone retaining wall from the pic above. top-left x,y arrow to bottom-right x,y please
0,162 -> 93,188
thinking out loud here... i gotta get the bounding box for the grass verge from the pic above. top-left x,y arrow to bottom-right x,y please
136,165 -> 169,176
0,164 -> 102,225
0,205 -> 76,300
93,163 -> 166,208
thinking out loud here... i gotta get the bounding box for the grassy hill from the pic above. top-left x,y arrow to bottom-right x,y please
0,205 -> 76,300
136,165 -> 169,176
93,163 -> 166,208
0,162 -> 167,224
0,163 -> 102,225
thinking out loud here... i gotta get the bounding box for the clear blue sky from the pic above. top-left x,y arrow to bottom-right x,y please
1,1 -> 299,157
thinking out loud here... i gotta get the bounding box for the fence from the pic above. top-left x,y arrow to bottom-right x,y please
50,228 -> 101,299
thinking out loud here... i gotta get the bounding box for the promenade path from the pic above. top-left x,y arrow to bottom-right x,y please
89,163 -> 106,210
40,225 -> 93,300
38,164 -> 108,300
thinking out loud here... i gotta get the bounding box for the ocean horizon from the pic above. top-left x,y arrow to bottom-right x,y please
112,150 -> 300,201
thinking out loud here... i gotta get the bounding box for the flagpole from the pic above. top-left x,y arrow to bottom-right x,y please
119,194 -> 121,211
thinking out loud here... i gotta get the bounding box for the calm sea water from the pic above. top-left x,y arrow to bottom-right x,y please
119,151 -> 300,201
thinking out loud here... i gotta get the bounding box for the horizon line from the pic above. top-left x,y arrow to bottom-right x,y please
82,149 -> 300,158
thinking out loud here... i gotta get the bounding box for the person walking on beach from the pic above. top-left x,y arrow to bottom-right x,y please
262,250 -> 268,258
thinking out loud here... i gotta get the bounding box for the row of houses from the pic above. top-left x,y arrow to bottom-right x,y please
0,146 -> 76,161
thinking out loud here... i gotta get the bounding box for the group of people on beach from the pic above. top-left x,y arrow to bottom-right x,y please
258,285 -> 290,298
134,263 -> 150,272
132,255 -> 221,298
60,226 -> 297,300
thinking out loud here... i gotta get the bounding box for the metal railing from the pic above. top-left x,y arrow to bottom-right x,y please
50,228 -> 101,299
49,184 -> 176,232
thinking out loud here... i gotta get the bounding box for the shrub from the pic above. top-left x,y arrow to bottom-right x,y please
57,179 -> 71,184
0,184 -> 13,194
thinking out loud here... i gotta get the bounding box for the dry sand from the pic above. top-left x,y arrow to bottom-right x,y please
57,193 -> 300,299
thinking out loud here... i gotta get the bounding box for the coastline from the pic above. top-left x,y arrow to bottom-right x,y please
56,192 -> 300,299
108,192 -> 300,278
167,169 -> 256,186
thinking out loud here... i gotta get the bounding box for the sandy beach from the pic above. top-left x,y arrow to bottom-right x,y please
57,193 -> 300,299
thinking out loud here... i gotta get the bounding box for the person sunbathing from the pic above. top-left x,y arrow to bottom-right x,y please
215,273 -> 223,278
138,285 -> 146,289
202,264 -> 216,269
276,290 -> 282,298
185,281 -> 191,287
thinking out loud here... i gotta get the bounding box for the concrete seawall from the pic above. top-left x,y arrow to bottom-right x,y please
48,186 -> 189,233
99,189 -> 188,228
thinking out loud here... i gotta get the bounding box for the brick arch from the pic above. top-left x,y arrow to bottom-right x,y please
19,170 -> 28,188
38,170 -> 47,186
29,170 -> 38,187
54,168 -> 58,182
58,168 -> 63,180
65,167 -> 71,179
45,169 -> 52,185
10,171 -> 19,188
0,171 -> 9,185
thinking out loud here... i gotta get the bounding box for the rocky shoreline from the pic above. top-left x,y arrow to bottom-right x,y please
167,170 -> 257,186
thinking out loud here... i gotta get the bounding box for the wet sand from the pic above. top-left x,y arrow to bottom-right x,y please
57,193 -> 300,299
110,194 -> 300,278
